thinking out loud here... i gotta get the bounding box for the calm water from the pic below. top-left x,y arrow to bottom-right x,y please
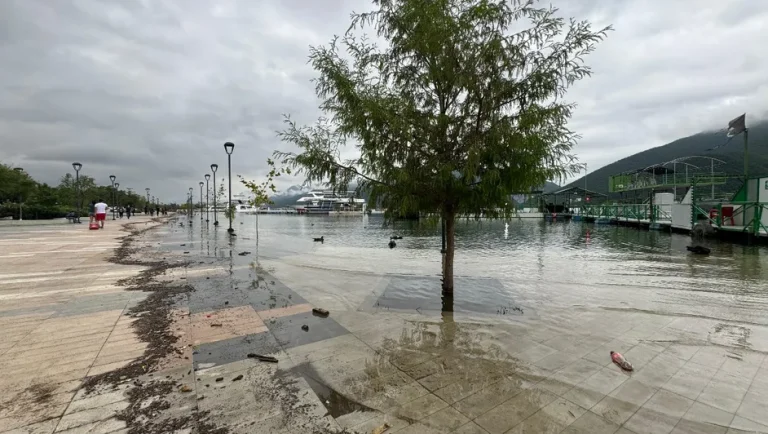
176,213 -> 768,325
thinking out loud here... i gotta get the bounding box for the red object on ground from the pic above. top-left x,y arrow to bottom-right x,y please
95,213 -> 106,221
610,351 -> 633,371
89,223 -> 99,230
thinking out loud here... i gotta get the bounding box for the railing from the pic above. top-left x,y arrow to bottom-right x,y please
694,202 -> 768,236
581,204 -> 669,222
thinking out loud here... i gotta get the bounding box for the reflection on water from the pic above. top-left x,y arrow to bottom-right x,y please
171,214 -> 768,325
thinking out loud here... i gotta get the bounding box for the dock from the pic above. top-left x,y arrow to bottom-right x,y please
579,174 -> 768,242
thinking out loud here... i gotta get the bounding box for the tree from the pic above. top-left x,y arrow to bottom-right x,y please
275,0 -> 610,293
0,165 -> 37,204
31,184 -> 60,208
58,173 -> 97,209
215,179 -> 227,207
239,159 -> 291,207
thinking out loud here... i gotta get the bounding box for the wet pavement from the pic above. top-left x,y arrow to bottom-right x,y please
3,214 -> 768,433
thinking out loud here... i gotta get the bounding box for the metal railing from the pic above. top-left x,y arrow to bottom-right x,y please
581,204 -> 669,222
693,202 -> 768,236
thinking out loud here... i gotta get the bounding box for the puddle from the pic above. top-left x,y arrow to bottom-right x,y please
289,363 -> 374,418
371,275 -> 527,316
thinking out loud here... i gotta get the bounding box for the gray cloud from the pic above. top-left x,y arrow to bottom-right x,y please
1,0 -> 766,201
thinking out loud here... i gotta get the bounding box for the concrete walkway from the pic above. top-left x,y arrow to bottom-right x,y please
0,217 -> 154,433
3,217 -> 768,433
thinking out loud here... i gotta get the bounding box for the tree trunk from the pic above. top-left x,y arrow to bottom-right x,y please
442,210 -> 456,294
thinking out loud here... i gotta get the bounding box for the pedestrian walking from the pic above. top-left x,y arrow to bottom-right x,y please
88,200 -> 96,224
94,199 -> 108,229
126,205 -> 132,219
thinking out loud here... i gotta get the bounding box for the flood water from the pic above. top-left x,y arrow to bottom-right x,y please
171,213 -> 768,326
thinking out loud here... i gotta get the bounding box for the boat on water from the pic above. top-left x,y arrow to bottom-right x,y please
295,190 -> 366,215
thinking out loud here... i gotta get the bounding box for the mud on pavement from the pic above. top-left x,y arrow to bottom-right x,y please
79,217 -> 357,434
78,218 -> 227,434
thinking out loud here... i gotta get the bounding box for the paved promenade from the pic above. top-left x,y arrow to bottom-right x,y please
2,216 -> 768,433
0,217 -> 152,433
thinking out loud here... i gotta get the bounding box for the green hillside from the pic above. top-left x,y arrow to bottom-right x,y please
567,120 -> 768,195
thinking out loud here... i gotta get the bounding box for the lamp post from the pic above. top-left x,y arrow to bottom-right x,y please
204,174 -> 210,223
115,183 -> 120,218
109,175 -> 116,220
224,142 -> 235,234
199,182 -> 204,220
72,162 -> 82,223
211,164 -> 219,226
189,188 -> 193,218
145,188 -> 150,214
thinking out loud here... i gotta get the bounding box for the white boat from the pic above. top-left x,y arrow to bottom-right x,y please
296,190 -> 365,205
296,190 -> 366,215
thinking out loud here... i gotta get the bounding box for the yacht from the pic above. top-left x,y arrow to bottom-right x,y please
230,193 -> 257,214
295,190 -> 366,215
296,190 -> 365,205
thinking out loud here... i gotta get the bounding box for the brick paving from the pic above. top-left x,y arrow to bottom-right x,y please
2,216 -> 768,433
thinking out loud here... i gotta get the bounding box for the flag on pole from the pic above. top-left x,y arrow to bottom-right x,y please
708,113 -> 747,151
727,113 -> 746,137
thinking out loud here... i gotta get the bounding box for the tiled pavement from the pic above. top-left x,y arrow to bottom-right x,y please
0,217 -> 153,433
3,219 -> 768,433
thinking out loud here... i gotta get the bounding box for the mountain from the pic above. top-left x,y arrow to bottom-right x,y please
567,120 -> 768,195
541,181 -> 560,193
269,185 -> 314,207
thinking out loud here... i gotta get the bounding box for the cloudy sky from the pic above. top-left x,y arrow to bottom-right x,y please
1,0 -> 767,203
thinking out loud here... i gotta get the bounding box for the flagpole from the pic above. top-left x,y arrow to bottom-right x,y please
744,128 -> 749,180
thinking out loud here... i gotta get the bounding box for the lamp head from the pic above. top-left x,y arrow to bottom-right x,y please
189,187 -> 193,192
199,181 -> 204,187
72,162 -> 82,171
204,173 -> 210,181
224,142 -> 235,155
109,175 -> 116,183
146,187 -> 150,192
114,183 -> 119,189
211,163 -> 218,173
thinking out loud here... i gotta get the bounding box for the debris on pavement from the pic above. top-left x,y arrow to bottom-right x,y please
180,385 -> 193,393
372,422 -> 391,434
247,353 -> 279,363
215,377 -> 224,382
210,323 -> 223,327
610,351 -> 634,371
301,325 -> 309,332
238,251 -> 250,256
312,308 -> 329,317
232,375 -> 244,382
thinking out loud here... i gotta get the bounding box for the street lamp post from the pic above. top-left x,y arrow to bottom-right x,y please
199,182 -> 204,221
109,175 -> 116,220
211,164 -> 219,226
115,183 -> 120,218
224,142 -> 235,234
189,188 -> 193,218
204,174 -> 210,223
72,162 -> 82,223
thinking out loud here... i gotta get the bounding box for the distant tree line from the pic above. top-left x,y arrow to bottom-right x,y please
0,163 -> 161,220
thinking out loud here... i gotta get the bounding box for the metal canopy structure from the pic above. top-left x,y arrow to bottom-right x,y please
609,156 -> 728,193
548,186 -> 608,198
